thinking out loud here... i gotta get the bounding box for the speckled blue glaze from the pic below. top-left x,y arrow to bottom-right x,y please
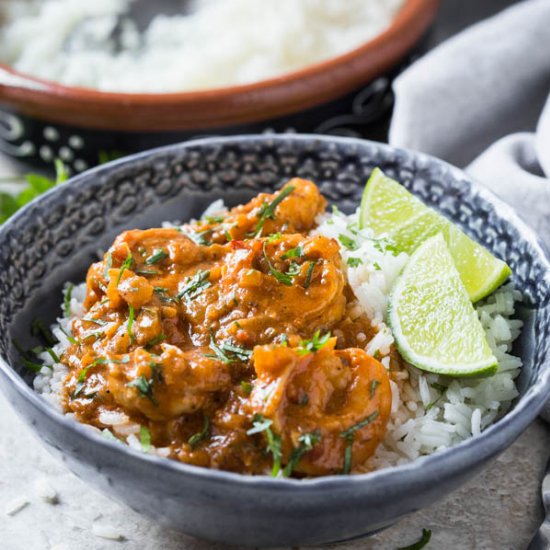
0,135 -> 548,547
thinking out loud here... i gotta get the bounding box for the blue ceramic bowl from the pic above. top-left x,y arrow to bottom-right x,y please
0,135 -> 549,547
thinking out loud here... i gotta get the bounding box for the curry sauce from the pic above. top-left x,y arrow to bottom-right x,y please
61,179 -> 393,476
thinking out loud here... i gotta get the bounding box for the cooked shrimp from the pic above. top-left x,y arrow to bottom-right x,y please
248,339 -> 392,475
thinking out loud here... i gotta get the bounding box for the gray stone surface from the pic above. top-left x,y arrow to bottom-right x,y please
0,389 -> 548,550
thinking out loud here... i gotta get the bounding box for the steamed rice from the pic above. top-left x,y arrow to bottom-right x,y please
33,206 -> 524,471
0,0 -> 404,93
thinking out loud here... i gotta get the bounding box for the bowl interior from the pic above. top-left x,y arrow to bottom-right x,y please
0,135 -> 549,431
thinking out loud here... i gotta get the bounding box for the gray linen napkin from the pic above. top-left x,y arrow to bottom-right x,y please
389,0 -> 550,417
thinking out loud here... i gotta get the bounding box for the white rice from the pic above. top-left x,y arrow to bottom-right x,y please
0,0 -> 404,93
316,208 -> 523,469
33,206 -> 524,472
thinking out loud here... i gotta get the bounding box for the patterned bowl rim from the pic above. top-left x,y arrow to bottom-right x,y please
1,133 -> 549,491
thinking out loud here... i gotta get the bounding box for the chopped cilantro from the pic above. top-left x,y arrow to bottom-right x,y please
145,249 -> 169,265
153,287 -> 173,303
262,241 -> 297,286
246,414 -> 282,476
205,329 -> 251,363
127,374 -> 156,404
13,340 -> 47,373
267,232 -> 283,243
283,431 -> 321,477
127,305 -> 135,343
0,160 -> 68,224
45,347 -> 60,364
136,268 -> 159,276
286,261 -> 302,277
426,383 -> 447,411
59,326 -> 78,345
346,221 -> 359,235
20,357 -> 44,373
182,227 -> 212,246
240,381 -> 254,395
188,415 -> 210,449
266,428 -> 283,477
340,411 -> 379,440
116,250 -> 133,285
370,380 -> 380,398
282,245 -> 303,259
297,330 -> 331,356
397,529 -> 432,550
338,234 -> 359,251
31,319 -> 57,347
347,257 -> 363,268
177,270 -> 211,301
203,215 -> 224,224
64,283 -> 74,317
247,414 -> 273,435
342,440 -> 353,475
370,236 -> 400,256
72,365 -> 92,398
254,185 -> 295,236
303,261 -> 316,289
373,262 -> 382,271
384,242 -> 401,256
146,334 -> 166,348
140,426 -> 152,453
340,411 -> 379,475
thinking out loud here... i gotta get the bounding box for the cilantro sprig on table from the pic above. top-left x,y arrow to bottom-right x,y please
0,152 -> 124,225
0,159 -> 68,224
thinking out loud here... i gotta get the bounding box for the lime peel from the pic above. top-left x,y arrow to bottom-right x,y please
360,168 -> 512,302
388,234 -> 498,378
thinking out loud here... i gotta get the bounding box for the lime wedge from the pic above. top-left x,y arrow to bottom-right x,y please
388,234 -> 498,377
360,168 -> 512,302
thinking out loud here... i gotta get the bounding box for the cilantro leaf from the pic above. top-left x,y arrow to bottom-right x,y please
347,257 -> 363,268
247,414 -> 273,435
283,431 -> 321,477
282,245 -> 303,260
254,185 -> 295,236
340,411 -> 380,475
140,426 -> 152,453
338,234 -> 359,251
116,251 -> 133,285
205,329 -> 251,364
297,330 -> 331,356
146,249 -> 169,265
397,529 -> 432,550
0,160 -> 68,224
262,241 -> 300,286
340,411 -> 380,440
64,283 -> 74,317
177,270 -> 211,301
188,415 -> 211,449
303,261 -> 316,289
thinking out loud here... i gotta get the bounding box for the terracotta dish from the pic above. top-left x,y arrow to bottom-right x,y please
0,0 -> 439,132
